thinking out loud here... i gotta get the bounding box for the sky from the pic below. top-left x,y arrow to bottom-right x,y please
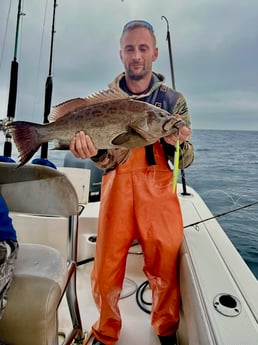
0,0 -> 257,131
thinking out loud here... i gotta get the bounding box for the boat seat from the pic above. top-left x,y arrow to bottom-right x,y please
0,162 -> 83,345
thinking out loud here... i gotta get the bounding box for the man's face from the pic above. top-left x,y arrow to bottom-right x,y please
120,27 -> 158,81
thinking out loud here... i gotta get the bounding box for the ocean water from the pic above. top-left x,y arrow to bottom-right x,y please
185,130 -> 258,279
0,129 -> 258,279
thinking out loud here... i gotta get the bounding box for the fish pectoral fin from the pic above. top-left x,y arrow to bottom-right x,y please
111,131 -> 131,145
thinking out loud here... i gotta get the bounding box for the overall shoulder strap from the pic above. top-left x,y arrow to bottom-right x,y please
153,85 -> 168,108
145,85 -> 168,165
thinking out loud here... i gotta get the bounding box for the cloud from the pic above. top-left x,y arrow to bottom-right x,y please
0,0 -> 257,129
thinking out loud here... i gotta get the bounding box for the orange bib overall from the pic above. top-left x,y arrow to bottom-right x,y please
91,142 -> 183,345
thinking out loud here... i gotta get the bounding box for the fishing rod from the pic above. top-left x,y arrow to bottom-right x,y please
161,16 -> 176,90
1,0 -> 24,162
32,0 -> 57,168
161,16 -> 189,196
184,200 -> 258,229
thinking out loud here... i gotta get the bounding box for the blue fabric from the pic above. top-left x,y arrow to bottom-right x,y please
0,196 -> 17,242
32,158 -> 57,169
0,156 -> 16,163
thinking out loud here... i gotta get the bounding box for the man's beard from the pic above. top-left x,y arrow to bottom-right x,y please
127,66 -> 148,81
129,74 -> 144,81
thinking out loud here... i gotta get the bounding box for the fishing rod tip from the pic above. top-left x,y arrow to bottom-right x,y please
161,16 -> 169,30
161,16 -> 168,23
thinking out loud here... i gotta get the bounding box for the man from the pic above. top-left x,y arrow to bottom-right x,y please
70,20 -> 194,345
0,195 -> 18,320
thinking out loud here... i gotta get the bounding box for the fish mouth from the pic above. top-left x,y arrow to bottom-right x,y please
163,118 -> 185,131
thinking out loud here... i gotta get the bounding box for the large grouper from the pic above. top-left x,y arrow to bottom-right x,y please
8,88 -> 185,166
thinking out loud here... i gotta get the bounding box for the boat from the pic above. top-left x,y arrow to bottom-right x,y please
0,1 -> 257,344
0,158 -> 258,345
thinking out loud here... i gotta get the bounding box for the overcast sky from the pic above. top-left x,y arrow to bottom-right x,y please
0,0 -> 257,130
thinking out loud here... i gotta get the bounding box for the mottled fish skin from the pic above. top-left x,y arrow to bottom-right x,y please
8,89 -> 184,166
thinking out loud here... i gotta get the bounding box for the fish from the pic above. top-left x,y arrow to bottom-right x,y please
8,88 -> 185,166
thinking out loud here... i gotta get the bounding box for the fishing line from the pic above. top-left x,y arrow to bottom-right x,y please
197,189 -> 244,207
184,200 -> 258,229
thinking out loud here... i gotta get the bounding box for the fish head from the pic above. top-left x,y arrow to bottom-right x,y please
129,101 -> 186,143
129,108 -> 168,141
145,107 -> 185,136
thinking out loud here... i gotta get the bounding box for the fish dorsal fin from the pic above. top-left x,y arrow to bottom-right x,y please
49,98 -> 88,121
85,88 -> 130,104
49,88 -> 130,122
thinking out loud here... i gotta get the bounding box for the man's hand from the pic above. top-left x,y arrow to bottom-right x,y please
69,131 -> 98,159
163,125 -> 191,146
163,114 -> 191,146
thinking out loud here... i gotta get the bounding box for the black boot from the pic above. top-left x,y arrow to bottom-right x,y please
92,337 -> 106,345
158,333 -> 177,345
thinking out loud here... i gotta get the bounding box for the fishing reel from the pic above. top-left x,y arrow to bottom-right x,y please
0,117 -> 13,135
0,117 -> 15,161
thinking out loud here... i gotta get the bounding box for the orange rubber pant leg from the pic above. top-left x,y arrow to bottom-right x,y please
133,169 -> 183,335
91,170 -> 136,345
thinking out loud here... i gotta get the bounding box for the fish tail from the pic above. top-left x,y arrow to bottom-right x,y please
8,121 -> 44,166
